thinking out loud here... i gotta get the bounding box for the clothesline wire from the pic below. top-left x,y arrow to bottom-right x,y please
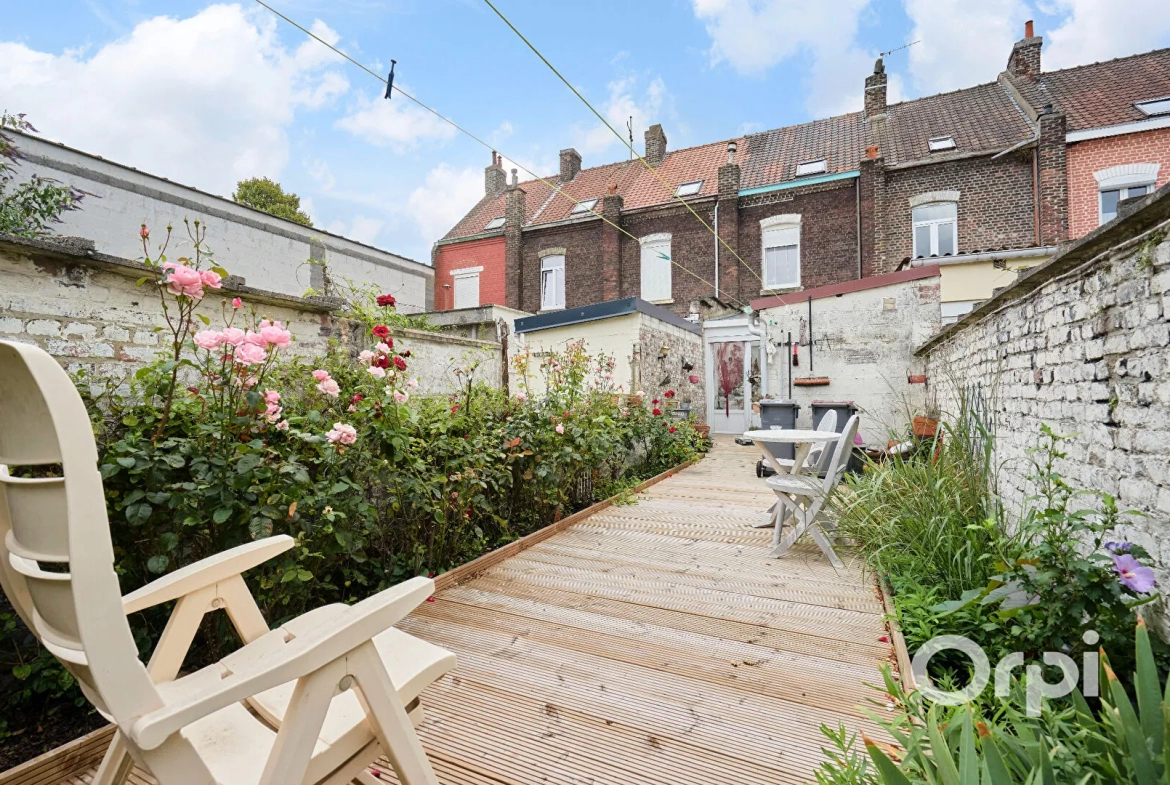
251,0 -> 750,311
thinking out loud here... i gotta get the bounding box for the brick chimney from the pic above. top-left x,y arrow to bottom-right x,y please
1007,20 -> 1042,79
864,58 -> 887,118
559,148 -> 581,182
485,151 -> 507,197
644,124 -> 667,168
504,169 -> 526,310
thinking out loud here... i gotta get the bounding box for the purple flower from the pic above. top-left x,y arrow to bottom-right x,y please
1105,541 -> 1132,554
1112,554 -> 1156,594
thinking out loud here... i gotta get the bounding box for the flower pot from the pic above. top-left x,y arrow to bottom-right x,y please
912,416 -> 938,438
695,425 -> 711,441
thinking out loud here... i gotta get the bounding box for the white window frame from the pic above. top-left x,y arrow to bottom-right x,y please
1136,97 -> 1170,117
483,216 -> 505,231
569,198 -> 599,215
540,254 -> 565,311
795,159 -> 826,177
675,180 -> 703,197
912,201 -> 958,258
450,266 -> 482,309
928,136 -> 956,152
639,233 -> 672,303
1094,163 -> 1159,225
759,215 -> 801,291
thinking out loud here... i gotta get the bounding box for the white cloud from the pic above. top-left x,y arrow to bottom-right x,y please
307,159 -> 336,192
1042,0 -> 1170,70
334,86 -> 457,151
0,4 -> 349,197
491,121 -> 515,144
575,74 -> 670,156
325,215 -> 384,245
407,163 -> 483,246
903,0 -> 1030,96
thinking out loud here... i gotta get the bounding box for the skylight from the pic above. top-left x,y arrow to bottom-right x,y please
675,180 -> 703,197
928,136 -> 956,152
1136,97 -> 1170,117
795,159 -> 827,176
570,198 -> 599,214
483,216 -> 505,230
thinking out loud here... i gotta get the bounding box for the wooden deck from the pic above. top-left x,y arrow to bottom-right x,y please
3,437 -> 895,785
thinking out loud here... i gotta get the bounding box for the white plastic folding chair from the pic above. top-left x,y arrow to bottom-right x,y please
0,340 -> 455,785
756,410 -> 838,531
764,414 -> 860,568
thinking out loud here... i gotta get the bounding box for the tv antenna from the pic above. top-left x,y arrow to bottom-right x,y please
627,116 -> 634,160
880,40 -> 920,58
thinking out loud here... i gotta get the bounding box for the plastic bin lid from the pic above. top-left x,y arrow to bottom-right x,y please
760,399 -> 799,406
811,400 -> 856,406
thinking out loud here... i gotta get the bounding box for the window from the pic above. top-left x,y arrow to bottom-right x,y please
795,159 -> 827,176
640,234 -> 672,302
1136,98 -> 1170,117
912,202 -> 958,258
928,136 -> 956,152
483,216 -> 505,231
760,215 -> 801,290
1099,185 -> 1150,223
452,270 -> 480,309
569,198 -> 598,214
540,254 -> 565,310
675,180 -> 703,197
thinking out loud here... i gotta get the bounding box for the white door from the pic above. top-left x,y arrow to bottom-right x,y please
707,340 -> 753,434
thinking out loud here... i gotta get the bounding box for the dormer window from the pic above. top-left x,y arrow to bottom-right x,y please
795,159 -> 827,177
1136,98 -> 1170,117
569,198 -> 599,215
483,216 -> 505,231
928,136 -> 956,152
675,180 -> 703,197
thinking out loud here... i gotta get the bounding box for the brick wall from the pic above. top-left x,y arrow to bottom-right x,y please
620,202 -> 720,314
1067,127 -> 1170,239
875,151 -> 1037,273
519,221 -> 604,313
434,235 -> 506,310
919,194 -> 1170,632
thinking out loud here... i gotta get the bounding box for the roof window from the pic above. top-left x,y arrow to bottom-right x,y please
928,136 -> 956,152
675,180 -> 703,197
570,198 -> 599,215
1136,97 -> 1170,117
483,216 -> 505,230
795,159 -> 827,176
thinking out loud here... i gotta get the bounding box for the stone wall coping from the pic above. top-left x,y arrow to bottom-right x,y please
914,181 -> 1170,357
389,325 -> 501,349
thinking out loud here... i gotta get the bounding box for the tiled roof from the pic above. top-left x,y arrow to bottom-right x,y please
740,113 -> 867,188
1011,47 -> 1170,131
883,81 -> 1034,165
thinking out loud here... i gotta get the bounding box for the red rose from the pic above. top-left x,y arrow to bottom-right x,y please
384,336 -> 394,349
351,393 -> 364,404
372,354 -> 390,368
651,399 -> 660,405
669,426 -> 677,433
451,404 -> 460,412
661,420 -> 669,427
401,349 -> 411,357
652,408 -> 662,416
376,294 -> 396,307
393,356 -> 408,371
372,324 -> 390,339
665,389 -> 675,398
688,374 -> 700,384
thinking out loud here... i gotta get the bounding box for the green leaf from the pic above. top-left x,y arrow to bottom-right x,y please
116,456 -> 137,468
212,507 -> 232,524
865,743 -> 913,785
196,313 -> 210,326
980,734 -> 1014,785
146,555 -> 169,574
296,569 -> 313,582
125,503 -> 152,525
212,266 -> 229,278
330,482 -> 349,494
1106,658 -> 1157,784
122,414 -> 139,427
236,454 -> 262,474
1135,618 -> 1163,756
926,704 -> 962,785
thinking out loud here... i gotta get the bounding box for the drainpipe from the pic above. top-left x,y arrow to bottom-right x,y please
855,176 -> 862,279
746,313 -> 768,399
713,200 -> 720,298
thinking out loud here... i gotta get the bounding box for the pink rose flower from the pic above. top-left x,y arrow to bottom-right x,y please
376,342 -> 392,354
325,422 -> 357,445
263,403 -> 282,423
393,390 -> 408,404
193,330 -> 224,350
408,378 -> 419,389
359,350 -> 374,363
367,365 -> 386,379
243,331 -> 267,347
311,369 -> 331,381
259,324 -> 292,349
221,327 -> 246,346
688,374 -> 700,384
264,389 -> 281,404
234,342 -> 267,366
515,390 -> 527,401
199,270 -> 223,289
232,297 -> 243,309
317,378 -> 341,397
555,423 -> 565,435
276,419 -> 289,431
163,262 -> 205,299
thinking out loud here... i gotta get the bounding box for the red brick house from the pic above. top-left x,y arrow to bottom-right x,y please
433,25 -> 1170,323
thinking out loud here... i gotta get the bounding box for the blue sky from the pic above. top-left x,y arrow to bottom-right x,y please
3,0 -> 1169,263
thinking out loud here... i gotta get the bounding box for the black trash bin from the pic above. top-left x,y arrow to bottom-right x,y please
755,400 -> 800,477
811,400 -> 859,472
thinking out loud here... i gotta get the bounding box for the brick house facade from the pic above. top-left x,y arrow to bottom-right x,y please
435,26 -> 1170,319
1066,127 -> 1170,238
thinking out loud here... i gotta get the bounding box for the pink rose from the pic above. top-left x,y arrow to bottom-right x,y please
234,342 -> 267,366
243,331 -> 267,347
689,374 -> 700,384
221,327 -> 246,346
408,378 -> 419,389
193,330 -> 223,349
393,390 -> 408,404
263,403 -> 282,423
367,365 -> 386,379
311,369 -> 331,381
259,324 -> 292,349
317,378 -> 341,397
232,297 -> 243,309
325,422 -> 357,445
264,389 -> 281,404
376,342 -> 392,354
515,390 -> 527,401
163,262 -> 204,299
555,423 -> 565,434
199,270 -> 223,289
359,350 -> 374,363
276,419 -> 289,431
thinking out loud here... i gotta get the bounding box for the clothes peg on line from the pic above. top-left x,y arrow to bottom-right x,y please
384,59 -> 397,99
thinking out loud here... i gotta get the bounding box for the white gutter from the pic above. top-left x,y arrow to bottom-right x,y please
908,246 -> 1057,267
1067,115 -> 1170,143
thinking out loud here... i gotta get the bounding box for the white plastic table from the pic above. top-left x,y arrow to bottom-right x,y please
743,428 -> 839,529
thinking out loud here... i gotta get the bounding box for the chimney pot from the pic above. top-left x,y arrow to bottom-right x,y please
1025,19 -> 1034,38
1007,22 -> 1042,79
510,168 -> 518,187
727,140 -> 737,164
484,151 -> 507,197
865,144 -> 879,159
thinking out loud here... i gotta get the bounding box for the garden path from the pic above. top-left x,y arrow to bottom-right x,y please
2,437 -> 895,785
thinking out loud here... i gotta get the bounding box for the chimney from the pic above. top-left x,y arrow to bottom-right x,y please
727,140 -> 737,165
485,151 -> 507,197
644,124 -> 667,168
864,58 -> 887,118
559,148 -> 581,182
1007,20 -> 1042,79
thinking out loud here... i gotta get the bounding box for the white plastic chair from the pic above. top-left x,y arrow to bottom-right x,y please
764,414 -> 860,568
0,340 -> 455,785
758,410 -> 838,530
